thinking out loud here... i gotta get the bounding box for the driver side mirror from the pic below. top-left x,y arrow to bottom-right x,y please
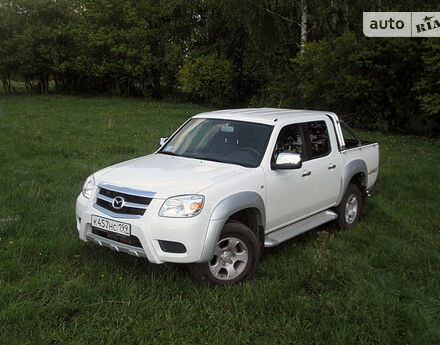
271,152 -> 302,170
159,137 -> 168,146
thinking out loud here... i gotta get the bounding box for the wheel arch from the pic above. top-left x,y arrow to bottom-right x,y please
337,159 -> 368,205
226,208 -> 265,244
198,191 -> 266,263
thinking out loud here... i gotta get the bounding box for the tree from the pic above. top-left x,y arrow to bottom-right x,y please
0,0 -> 20,92
178,54 -> 235,105
414,39 -> 440,117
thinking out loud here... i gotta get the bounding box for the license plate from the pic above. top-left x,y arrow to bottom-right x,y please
91,215 -> 131,236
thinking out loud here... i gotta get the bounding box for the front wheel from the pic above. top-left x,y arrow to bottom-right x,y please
335,183 -> 362,229
189,222 -> 260,285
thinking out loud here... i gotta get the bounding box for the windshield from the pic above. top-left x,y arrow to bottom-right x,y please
158,118 -> 273,167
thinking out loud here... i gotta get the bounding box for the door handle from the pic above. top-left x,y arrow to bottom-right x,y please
328,164 -> 336,170
302,170 -> 311,177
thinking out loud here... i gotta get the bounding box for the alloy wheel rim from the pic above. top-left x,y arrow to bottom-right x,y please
209,237 -> 249,281
345,194 -> 358,224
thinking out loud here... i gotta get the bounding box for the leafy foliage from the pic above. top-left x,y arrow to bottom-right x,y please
178,54 -> 235,105
256,32 -> 438,134
413,39 -> 440,117
0,0 -> 439,133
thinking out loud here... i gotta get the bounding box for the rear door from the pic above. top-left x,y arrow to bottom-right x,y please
301,119 -> 341,211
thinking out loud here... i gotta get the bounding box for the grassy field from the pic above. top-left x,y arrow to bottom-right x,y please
0,95 -> 439,345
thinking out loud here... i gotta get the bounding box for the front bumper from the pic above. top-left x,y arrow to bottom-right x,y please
86,232 -> 148,258
75,193 -> 214,264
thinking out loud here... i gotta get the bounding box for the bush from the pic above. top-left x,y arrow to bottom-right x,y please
178,54 -> 235,106
413,39 -> 440,117
257,31 -> 439,135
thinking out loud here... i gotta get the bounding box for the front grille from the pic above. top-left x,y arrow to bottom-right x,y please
99,187 -> 149,205
92,227 -> 142,248
94,185 -> 153,217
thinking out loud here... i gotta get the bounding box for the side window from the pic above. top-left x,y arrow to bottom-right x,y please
306,121 -> 331,158
273,124 -> 304,160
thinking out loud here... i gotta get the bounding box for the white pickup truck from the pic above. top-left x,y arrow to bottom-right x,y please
76,108 -> 379,285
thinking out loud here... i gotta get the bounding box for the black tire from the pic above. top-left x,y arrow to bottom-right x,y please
188,222 -> 260,285
335,183 -> 362,229
225,219 -> 264,259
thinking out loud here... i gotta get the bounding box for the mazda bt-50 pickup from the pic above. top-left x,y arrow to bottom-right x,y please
76,108 -> 379,285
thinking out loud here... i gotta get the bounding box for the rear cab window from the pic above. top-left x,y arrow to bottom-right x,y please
304,121 -> 331,159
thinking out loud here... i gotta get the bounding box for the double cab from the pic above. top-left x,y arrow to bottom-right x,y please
76,108 -> 379,284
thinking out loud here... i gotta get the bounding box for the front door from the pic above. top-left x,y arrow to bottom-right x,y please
264,123 -> 314,230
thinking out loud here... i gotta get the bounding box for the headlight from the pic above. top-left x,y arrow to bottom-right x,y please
159,195 -> 204,218
82,174 -> 95,199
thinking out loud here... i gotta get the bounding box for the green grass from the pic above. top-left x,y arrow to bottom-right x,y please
0,94 -> 439,345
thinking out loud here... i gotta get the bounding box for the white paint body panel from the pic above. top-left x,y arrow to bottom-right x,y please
264,116 -> 342,231
97,153 -> 248,199
75,108 -> 379,263
341,144 -> 379,189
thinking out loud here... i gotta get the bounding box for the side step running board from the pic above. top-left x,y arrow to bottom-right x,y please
264,210 -> 338,247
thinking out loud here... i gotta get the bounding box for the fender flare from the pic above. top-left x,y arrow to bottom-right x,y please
336,159 -> 368,205
198,191 -> 266,262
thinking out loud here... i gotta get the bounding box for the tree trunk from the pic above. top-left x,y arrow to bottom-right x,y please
1,77 -> 7,93
115,77 -> 120,95
300,0 -> 307,54
1,73 -> 11,93
330,0 -> 337,27
344,0 -> 349,30
152,66 -> 161,98
54,75 -> 60,93
39,75 -> 49,95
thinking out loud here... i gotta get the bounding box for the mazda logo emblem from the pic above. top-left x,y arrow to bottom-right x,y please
112,196 -> 125,210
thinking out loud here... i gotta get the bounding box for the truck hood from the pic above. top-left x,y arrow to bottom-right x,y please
97,153 -> 248,199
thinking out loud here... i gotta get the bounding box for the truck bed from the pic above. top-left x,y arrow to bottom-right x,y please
341,142 -> 379,190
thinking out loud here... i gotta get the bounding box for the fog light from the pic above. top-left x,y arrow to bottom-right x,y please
158,240 -> 186,253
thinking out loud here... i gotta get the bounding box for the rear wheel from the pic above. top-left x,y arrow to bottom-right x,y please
189,222 -> 260,285
335,183 -> 361,229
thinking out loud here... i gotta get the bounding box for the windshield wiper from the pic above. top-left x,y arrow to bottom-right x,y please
159,152 -> 255,168
158,151 -> 181,157
180,154 -> 223,163
182,155 -> 252,167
